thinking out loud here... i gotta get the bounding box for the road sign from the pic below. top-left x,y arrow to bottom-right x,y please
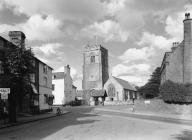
1,93 -> 8,99
0,88 -> 10,94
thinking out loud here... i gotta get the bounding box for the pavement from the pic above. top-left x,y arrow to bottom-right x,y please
94,105 -> 192,122
0,109 -> 69,129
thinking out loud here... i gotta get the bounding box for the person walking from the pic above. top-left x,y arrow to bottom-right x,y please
2,102 -> 8,124
132,97 -> 135,112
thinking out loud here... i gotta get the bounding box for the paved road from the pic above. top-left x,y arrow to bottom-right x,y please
0,106 -> 192,140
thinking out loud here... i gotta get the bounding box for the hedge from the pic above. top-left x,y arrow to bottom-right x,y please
160,80 -> 192,104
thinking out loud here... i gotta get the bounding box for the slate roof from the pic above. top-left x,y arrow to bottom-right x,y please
89,89 -> 105,97
76,89 -> 105,97
113,76 -> 136,91
52,72 -> 65,80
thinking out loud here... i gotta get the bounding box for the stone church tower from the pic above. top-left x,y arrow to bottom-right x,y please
183,13 -> 192,83
82,43 -> 109,90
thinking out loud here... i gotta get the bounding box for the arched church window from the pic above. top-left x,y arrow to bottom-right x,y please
107,84 -> 116,97
90,56 -> 95,63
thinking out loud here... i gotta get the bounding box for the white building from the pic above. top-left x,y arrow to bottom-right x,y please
52,65 -> 76,105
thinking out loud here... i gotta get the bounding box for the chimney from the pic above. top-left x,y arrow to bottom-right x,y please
183,13 -> 192,83
185,13 -> 190,20
8,31 -> 26,48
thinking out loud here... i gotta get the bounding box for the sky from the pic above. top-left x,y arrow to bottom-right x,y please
0,0 -> 192,89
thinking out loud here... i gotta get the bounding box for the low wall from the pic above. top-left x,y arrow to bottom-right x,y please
134,99 -> 192,115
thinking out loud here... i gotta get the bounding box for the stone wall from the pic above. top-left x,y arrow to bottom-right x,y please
166,45 -> 184,83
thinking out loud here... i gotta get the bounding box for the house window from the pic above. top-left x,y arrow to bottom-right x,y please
90,56 -> 95,63
32,59 -> 35,67
108,84 -> 116,97
52,75 -> 56,79
43,77 -> 47,86
0,61 -> 4,74
43,65 -> 48,74
44,94 -> 48,104
30,73 -> 35,83
52,84 -> 55,91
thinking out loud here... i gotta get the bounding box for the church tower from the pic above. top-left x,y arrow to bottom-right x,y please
183,13 -> 192,83
82,43 -> 109,90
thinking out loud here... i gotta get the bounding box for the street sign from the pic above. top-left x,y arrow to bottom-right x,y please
0,88 -> 10,94
1,93 -> 8,99
0,88 -> 10,99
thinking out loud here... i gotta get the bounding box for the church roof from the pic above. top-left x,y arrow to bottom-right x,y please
89,89 -> 105,97
113,76 -> 136,91
52,72 -> 65,80
76,89 -> 105,97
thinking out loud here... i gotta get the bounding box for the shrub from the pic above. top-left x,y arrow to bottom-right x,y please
160,80 -> 192,104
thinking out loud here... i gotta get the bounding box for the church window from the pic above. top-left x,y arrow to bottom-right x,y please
90,56 -> 95,63
108,84 -> 116,97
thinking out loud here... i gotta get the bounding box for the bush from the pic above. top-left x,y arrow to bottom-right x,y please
68,100 -> 81,106
160,80 -> 192,104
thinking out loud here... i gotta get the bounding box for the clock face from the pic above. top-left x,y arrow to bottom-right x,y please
88,67 -> 99,81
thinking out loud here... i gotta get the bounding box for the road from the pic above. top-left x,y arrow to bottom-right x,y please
0,106 -> 192,140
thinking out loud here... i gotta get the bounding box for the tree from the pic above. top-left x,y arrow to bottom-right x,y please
138,67 -> 161,99
3,46 -> 34,122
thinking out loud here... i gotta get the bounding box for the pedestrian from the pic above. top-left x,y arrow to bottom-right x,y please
132,98 -> 135,112
56,107 -> 61,116
2,102 -> 8,124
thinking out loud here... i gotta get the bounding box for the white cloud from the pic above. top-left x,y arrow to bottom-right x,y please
119,47 -> 153,63
81,20 -> 129,42
3,0 -> 106,22
105,0 -> 126,15
21,14 -> 63,41
118,75 -> 148,86
138,32 -> 172,50
0,14 -> 63,41
33,43 -> 62,55
112,63 -> 150,77
165,14 -> 183,41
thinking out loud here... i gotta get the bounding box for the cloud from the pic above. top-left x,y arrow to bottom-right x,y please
0,14 -> 63,41
112,63 -> 150,77
3,0 -> 106,22
137,32 -> 173,50
21,14 -> 63,41
118,75 -> 147,86
119,47 -> 153,63
81,20 -> 129,42
111,63 -> 151,86
33,43 -> 62,55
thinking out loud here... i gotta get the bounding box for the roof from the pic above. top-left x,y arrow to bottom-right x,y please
113,76 -> 136,91
76,89 -> 105,97
52,72 -> 65,80
89,89 -> 105,97
72,85 -> 77,89
34,57 -> 53,70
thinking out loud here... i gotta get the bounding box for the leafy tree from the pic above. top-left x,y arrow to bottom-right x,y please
138,67 -> 161,99
3,46 -> 34,122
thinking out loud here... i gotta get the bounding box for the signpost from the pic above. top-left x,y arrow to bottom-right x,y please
0,88 -> 10,99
